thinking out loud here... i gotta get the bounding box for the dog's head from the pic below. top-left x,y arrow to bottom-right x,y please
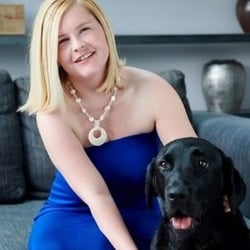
145,137 -> 246,232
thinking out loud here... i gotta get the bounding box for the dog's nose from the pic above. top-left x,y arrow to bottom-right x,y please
167,189 -> 189,202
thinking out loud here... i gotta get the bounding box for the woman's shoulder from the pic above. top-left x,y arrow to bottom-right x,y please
122,66 -> 163,82
121,66 -> 174,96
36,110 -> 65,130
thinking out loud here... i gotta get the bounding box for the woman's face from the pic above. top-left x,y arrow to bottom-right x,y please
58,3 -> 109,83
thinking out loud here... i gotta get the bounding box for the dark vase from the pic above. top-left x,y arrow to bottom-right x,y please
236,0 -> 250,32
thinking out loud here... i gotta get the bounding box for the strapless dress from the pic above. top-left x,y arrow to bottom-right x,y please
28,132 -> 162,250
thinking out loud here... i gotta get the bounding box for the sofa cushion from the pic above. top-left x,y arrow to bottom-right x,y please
0,69 -> 26,203
0,200 -> 44,250
193,111 -> 250,218
15,77 -> 55,199
158,69 -> 193,123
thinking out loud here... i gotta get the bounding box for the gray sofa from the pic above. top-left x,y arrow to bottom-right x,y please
0,68 -> 249,250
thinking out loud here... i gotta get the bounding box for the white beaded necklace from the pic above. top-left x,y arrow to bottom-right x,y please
70,86 -> 118,146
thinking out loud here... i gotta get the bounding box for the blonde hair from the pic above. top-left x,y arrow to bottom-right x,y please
20,0 -> 124,114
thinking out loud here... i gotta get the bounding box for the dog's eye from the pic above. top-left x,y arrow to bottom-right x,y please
198,158 -> 209,169
159,160 -> 171,170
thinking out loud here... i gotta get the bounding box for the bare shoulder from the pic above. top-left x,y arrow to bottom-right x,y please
122,66 -> 165,85
121,66 -> 196,143
121,66 -> 178,101
36,110 -> 73,143
36,110 -> 65,129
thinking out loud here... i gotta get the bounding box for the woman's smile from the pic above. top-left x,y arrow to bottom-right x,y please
74,51 -> 95,63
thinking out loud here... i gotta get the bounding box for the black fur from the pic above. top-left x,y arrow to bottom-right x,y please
145,137 -> 250,250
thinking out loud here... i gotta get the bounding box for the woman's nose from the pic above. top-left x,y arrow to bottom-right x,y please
72,37 -> 85,52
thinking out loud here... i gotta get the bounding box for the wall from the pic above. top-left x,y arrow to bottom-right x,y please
98,0 -> 241,35
0,0 -> 249,111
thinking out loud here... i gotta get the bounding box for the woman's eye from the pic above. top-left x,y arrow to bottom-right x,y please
80,27 -> 89,34
58,38 -> 69,45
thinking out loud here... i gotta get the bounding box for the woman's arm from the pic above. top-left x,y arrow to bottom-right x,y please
36,112 -> 137,250
152,77 -> 197,144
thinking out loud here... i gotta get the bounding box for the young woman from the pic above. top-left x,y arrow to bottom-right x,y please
22,0 -> 197,249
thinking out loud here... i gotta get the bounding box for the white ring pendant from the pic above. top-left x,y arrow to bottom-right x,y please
88,121 -> 108,146
70,86 -> 118,146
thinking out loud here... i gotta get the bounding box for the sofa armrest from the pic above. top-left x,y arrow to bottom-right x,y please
192,111 -> 250,218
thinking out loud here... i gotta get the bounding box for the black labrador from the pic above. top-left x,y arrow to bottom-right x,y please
145,137 -> 250,250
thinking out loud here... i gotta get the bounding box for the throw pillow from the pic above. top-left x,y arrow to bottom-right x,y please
158,69 -> 193,124
15,77 -> 55,199
0,69 -> 26,203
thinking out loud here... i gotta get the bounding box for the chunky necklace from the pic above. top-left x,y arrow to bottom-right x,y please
70,86 -> 118,146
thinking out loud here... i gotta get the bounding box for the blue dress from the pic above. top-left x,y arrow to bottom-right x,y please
28,132 -> 162,250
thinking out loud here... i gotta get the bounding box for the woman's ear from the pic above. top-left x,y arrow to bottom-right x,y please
222,156 -> 246,215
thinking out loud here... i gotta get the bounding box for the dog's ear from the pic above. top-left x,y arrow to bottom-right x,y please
145,158 -> 158,209
222,156 -> 246,215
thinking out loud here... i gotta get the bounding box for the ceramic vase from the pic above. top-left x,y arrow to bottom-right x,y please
201,60 -> 246,113
236,0 -> 250,32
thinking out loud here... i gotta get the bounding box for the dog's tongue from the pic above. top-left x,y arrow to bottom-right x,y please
171,217 -> 192,230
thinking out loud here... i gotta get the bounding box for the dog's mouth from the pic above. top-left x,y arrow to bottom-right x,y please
170,211 -> 198,230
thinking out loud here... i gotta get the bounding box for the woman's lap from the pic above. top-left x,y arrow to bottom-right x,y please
28,208 -> 159,249
28,211 -> 113,250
